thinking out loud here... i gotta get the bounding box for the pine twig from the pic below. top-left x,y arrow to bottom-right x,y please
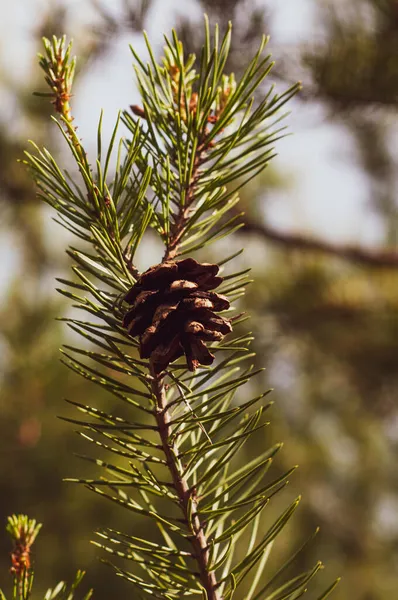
150,362 -> 220,600
37,36 -> 83,157
163,130 -> 209,261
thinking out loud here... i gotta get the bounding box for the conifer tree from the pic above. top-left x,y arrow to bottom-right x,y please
22,22 -> 339,599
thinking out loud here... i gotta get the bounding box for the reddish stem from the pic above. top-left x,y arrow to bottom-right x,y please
150,364 -> 221,599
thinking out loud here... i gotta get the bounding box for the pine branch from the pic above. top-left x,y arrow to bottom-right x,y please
36,37 -> 83,157
25,19 -> 340,599
0,515 -> 92,600
150,362 -> 220,599
239,214 -> 398,268
163,128 -> 209,261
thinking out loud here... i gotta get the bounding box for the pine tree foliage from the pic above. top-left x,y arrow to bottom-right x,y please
0,515 -> 92,600
24,23 -> 339,600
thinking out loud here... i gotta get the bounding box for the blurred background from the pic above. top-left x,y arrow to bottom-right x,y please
1,1 -> 398,598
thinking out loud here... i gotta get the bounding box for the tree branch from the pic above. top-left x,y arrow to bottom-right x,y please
163,136 -> 208,262
240,217 -> 398,269
150,363 -> 220,600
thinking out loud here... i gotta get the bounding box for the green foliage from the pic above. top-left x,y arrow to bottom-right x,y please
5,515 -> 42,549
23,19 -> 338,600
0,515 -> 92,600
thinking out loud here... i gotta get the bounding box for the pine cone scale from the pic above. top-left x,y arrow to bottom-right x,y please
184,336 -> 214,371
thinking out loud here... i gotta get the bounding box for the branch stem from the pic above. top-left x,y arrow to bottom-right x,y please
163,136 -> 208,262
240,214 -> 398,269
150,364 -> 221,600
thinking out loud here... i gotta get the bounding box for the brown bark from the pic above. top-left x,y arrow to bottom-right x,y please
150,365 -> 221,599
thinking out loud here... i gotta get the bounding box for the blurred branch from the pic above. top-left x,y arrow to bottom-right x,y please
240,216 -> 398,268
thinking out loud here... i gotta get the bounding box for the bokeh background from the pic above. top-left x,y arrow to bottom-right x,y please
1,1 -> 398,598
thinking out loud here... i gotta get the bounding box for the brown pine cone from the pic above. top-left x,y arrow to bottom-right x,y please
123,258 -> 232,373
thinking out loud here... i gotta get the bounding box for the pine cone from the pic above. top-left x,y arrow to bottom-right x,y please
123,258 -> 232,373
